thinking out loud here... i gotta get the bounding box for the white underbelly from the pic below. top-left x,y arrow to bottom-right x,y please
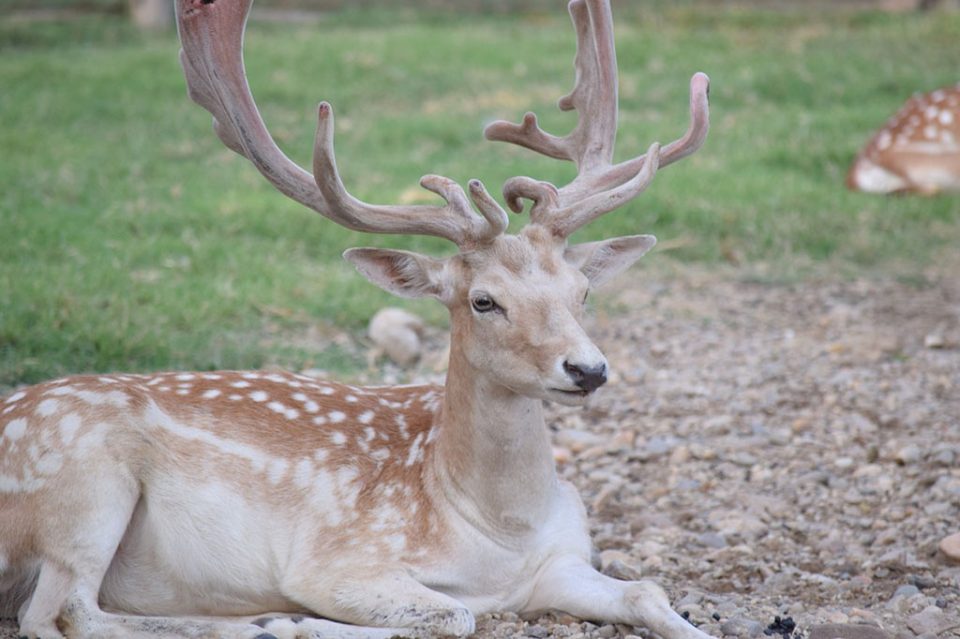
101,477 -> 296,615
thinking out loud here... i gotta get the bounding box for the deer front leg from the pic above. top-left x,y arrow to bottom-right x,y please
523,555 -> 712,639
274,570 -> 475,639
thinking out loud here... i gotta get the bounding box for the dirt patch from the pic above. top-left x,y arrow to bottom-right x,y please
2,269 -> 958,638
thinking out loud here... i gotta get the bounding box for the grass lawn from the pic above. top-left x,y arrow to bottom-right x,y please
1,6 -> 958,387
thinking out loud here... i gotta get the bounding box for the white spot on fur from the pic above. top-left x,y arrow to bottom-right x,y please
395,414 -> 409,439
294,459 -> 313,488
75,389 -> 129,407
319,386 -> 335,395
267,402 -> 299,420
202,389 -> 221,399
75,421 -> 110,454
267,458 -> 289,485
330,431 -> 347,446
358,411 -> 375,425
35,450 -> 64,475
249,391 -> 269,403
145,401 -> 268,472
5,391 -> 26,404
175,374 -> 196,382
36,399 -> 60,417
232,381 -> 252,389
3,418 -> 27,441
304,401 -> 319,413
405,433 -> 425,467
940,110 -> 954,125
876,130 -> 892,150
229,394 -> 243,401
329,411 -> 346,424
58,413 -> 82,445
345,395 -> 358,403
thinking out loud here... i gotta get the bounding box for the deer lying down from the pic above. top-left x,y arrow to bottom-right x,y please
847,84 -> 960,194
0,0 -> 711,637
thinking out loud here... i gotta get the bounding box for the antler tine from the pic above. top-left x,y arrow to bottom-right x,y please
176,0 -> 504,249
484,0 -> 617,170
484,0 -> 709,239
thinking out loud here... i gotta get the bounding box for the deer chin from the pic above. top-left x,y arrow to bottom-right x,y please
545,387 -> 594,406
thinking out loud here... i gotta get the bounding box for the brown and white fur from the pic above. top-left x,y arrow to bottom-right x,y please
1,1 -> 712,638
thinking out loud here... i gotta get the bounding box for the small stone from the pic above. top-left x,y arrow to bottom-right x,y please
910,574 -> 938,590
368,307 -> 424,366
924,333 -> 946,349
720,616 -> 763,638
808,624 -> 892,639
939,532 -> 960,564
894,444 -> 922,465
600,550 -> 642,581
556,429 -> 606,453
892,584 -> 921,599
596,625 -> 618,639
696,532 -> 728,549
527,624 -> 550,638
824,611 -> 850,625
907,606 -> 956,635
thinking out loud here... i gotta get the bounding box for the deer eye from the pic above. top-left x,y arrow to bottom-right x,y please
471,294 -> 499,314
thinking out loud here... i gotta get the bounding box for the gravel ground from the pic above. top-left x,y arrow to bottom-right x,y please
3,267 -> 959,639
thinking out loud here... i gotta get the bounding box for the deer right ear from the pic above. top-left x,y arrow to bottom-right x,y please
343,248 -> 447,300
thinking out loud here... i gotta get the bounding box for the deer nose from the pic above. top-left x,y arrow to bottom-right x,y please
563,361 -> 608,393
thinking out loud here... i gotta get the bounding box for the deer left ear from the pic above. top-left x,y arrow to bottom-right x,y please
564,234 -> 657,289
343,248 -> 447,299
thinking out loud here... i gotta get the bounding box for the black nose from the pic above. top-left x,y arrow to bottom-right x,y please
563,361 -> 608,393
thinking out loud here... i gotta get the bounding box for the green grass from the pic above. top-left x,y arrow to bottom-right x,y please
1,7 -> 959,387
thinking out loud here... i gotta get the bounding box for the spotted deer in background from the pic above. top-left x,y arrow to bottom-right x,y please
0,0 -> 710,637
847,84 -> 960,194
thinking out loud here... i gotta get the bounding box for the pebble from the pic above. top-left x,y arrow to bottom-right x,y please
891,584 -> 921,600
906,606 -> 955,636
596,625 -> 617,639
939,532 -> 960,564
367,307 -> 424,366
720,616 -> 764,638
894,444 -> 922,465
808,624 -> 892,639
697,532 -> 728,549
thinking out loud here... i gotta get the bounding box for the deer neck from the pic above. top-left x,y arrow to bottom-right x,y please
429,344 -> 558,542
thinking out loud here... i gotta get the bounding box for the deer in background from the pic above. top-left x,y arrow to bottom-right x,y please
0,0 -> 710,637
847,84 -> 960,194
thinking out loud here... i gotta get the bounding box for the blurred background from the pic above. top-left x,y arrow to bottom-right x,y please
0,0 -> 958,388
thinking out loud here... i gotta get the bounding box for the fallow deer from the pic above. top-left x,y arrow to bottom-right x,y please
847,84 -> 960,194
0,1 -> 711,637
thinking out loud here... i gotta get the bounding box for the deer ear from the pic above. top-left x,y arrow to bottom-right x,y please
564,234 -> 657,289
343,248 -> 447,299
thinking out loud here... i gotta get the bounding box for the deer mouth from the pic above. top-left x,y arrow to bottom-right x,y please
548,387 -> 593,403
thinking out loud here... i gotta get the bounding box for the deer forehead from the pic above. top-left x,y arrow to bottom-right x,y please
458,233 -> 585,296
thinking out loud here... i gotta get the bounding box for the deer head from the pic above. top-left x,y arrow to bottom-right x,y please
177,0 -> 709,405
